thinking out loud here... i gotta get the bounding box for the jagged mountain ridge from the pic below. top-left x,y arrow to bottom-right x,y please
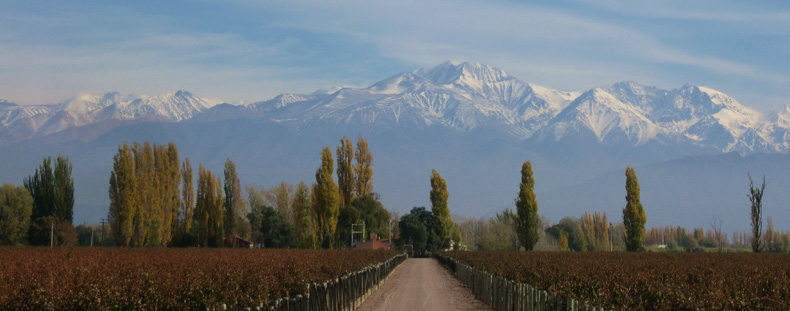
2,61 -> 789,153
0,91 -> 220,143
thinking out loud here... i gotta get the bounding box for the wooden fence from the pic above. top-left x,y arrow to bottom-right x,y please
436,255 -> 611,311
224,253 -> 407,311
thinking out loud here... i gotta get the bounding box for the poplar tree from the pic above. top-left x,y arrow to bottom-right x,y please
515,161 -> 540,251
53,156 -> 74,223
195,165 -> 224,247
194,165 -> 210,247
165,143 -> 181,246
430,170 -> 451,249
336,136 -> 356,207
292,181 -> 314,248
355,135 -> 373,197
24,157 -> 55,220
132,142 -> 155,246
223,158 -> 242,246
108,143 -> 136,246
153,144 -> 168,246
314,147 -> 339,248
748,173 -> 765,253
623,166 -> 646,252
25,156 -> 74,224
212,175 -> 225,247
180,158 -> 195,233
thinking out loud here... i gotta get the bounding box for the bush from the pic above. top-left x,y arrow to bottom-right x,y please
27,216 -> 77,246
666,240 -> 679,251
677,235 -> 698,251
698,237 -> 716,248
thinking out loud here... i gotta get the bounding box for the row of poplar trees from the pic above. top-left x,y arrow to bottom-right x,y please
514,161 -> 647,252
107,141 -> 244,247
312,136 -> 374,249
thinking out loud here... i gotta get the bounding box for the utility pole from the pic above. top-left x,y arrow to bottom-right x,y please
91,227 -> 94,247
100,218 -> 106,244
50,223 -> 54,248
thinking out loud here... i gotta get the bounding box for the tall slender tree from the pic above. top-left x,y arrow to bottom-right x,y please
292,181 -> 315,248
354,135 -> 373,198
132,142 -> 155,246
748,173 -> 765,253
313,147 -> 340,248
336,136 -> 356,207
24,157 -> 55,220
515,161 -> 540,250
195,165 -> 224,247
430,170 -> 451,249
53,156 -> 74,224
223,158 -> 242,247
180,158 -> 195,234
108,143 -> 136,246
623,166 -> 647,252
212,174 -> 225,247
162,143 -> 181,246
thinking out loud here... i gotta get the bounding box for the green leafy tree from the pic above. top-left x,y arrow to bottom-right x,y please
677,234 -> 698,251
546,217 -> 587,251
748,173 -> 765,253
223,159 -> 243,246
354,135 -> 374,197
53,156 -> 74,223
177,157 -> 195,244
515,161 -> 540,250
398,207 -> 431,254
558,231 -> 569,251
292,181 -> 315,248
195,165 -> 224,247
258,205 -> 296,248
623,166 -> 647,252
24,155 -> 74,239
313,147 -> 340,248
246,186 -> 266,246
24,157 -> 54,221
336,136 -> 356,207
337,195 -> 391,247
451,223 -> 461,250
0,183 -> 33,245
430,170 -> 451,249
132,142 -> 155,247
158,143 -> 181,246
108,143 -> 136,246
337,204 -> 361,247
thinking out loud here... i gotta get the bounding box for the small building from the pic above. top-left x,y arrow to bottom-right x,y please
224,235 -> 254,248
355,233 -> 392,250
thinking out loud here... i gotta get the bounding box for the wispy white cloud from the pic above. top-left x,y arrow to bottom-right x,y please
1,0 -> 789,111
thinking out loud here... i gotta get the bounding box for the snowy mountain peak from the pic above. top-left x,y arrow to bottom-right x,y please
415,61 -> 513,88
0,99 -> 17,109
769,104 -> 790,128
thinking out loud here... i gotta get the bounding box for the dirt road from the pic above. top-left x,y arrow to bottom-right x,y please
356,258 -> 491,311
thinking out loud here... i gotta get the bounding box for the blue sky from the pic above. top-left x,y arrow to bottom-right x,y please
2,0 -> 790,113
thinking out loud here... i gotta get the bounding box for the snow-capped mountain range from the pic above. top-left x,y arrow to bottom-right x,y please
0,91 -> 220,144
2,61 -> 789,154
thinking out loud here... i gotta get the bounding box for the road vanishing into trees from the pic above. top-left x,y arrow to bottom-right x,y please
357,258 -> 491,311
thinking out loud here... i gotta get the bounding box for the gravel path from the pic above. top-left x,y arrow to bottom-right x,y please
356,258 -> 491,311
